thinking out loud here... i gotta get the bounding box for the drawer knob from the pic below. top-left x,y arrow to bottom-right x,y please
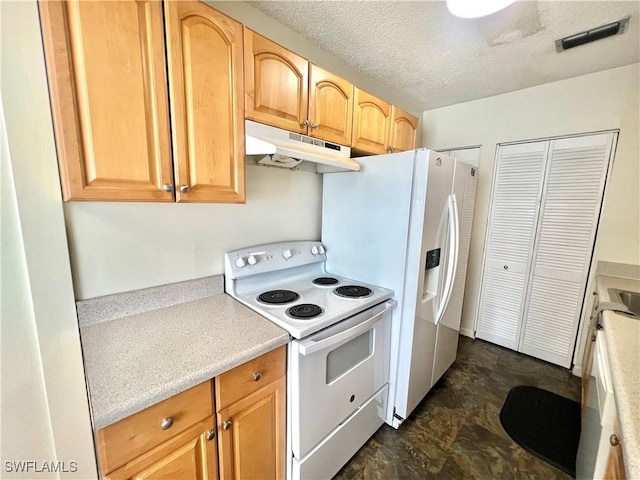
206,429 -> 216,441
610,434 -> 620,446
161,417 -> 174,430
223,420 -> 232,431
504,265 -> 509,270
252,372 -> 262,382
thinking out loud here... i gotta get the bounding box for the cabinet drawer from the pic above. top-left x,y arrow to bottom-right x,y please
215,346 -> 286,410
97,381 -> 213,474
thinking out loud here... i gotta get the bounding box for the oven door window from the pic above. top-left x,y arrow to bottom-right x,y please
326,330 -> 373,383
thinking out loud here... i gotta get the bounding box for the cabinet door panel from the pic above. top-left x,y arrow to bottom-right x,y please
40,0 -> 173,201
106,419 -> 217,480
218,377 -> 285,480
309,65 -> 353,145
165,1 -> 245,203
351,88 -> 391,155
389,106 -> 418,152
244,28 -> 308,133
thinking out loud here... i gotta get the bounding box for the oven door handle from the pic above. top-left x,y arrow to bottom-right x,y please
297,300 -> 396,356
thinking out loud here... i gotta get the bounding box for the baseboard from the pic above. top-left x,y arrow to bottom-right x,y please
459,327 -> 475,339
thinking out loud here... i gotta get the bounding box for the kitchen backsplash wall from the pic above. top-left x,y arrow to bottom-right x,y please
64,165 -> 322,300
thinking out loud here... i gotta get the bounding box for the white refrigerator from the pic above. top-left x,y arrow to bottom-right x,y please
322,149 -> 477,428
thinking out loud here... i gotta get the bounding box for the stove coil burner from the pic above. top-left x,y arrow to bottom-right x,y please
334,285 -> 373,298
286,303 -> 323,319
312,277 -> 340,286
258,290 -> 300,305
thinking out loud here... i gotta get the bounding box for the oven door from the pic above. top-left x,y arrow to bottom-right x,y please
290,300 -> 395,459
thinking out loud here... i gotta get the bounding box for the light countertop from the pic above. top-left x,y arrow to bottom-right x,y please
79,285 -> 289,430
595,274 -> 640,480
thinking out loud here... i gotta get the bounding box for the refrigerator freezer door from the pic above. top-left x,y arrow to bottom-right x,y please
396,152 -> 456,420
432,160 -> 476,386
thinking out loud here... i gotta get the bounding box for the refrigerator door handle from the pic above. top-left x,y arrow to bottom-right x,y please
435,194 -> 460,325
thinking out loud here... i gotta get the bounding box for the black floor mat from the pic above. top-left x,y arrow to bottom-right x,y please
500,386 -> 581,477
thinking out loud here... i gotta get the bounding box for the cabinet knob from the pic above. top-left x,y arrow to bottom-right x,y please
206,429 -> 216,441
160,417 -> 174,430
179,185 -> 190,193
223,420 -> 232,431
162,183 -> 173,192
504,265 -> 509,270
610,434 -> 620,446
387,146 -> 393,154
301,120 -> 310,127
252,372 -> 262,382
311,122 -> 318,129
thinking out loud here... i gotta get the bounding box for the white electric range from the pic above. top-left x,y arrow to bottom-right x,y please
225,241 -> 395,480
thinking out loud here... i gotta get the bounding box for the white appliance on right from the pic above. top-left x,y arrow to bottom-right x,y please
322,149 -> 478,427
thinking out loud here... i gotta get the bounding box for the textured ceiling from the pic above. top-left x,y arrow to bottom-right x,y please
248,1 -> 640,111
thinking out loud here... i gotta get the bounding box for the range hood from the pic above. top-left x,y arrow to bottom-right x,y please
245,120 -> 360,173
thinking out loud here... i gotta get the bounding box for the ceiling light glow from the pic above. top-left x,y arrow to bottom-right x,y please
446,0 -> 518,18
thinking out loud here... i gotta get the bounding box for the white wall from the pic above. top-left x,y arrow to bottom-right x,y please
421,64 -> 640,353
1,1 -> 97,477
65,166 -> 322,299
65,0 -> 422,300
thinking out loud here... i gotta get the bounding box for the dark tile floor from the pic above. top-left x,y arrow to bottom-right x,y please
333,336 -> 581,480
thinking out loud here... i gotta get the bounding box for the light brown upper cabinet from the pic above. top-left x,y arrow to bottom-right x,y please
165,1 -> 245,203
40,0 -> 245,203
308,65 -> 354,145
351,88 -> 392,155
244,29 -> 354,145
244,28 -> 309,134
389,106 -> 419,153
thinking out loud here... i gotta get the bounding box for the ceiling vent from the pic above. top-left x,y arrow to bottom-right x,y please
555,17 -> 630,52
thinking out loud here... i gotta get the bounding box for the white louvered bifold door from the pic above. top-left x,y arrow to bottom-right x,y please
476,142 -> 548,349
519,133 -> 615,367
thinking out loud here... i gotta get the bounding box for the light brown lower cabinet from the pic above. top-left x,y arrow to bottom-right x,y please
215,347 -> 286,480
106,418 -> 218,480
96,346 -> 286,479
217,376 -> 286,480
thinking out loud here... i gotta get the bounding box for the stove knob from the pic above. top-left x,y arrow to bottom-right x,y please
247,255 -> 258,266
235,257 -> 246,268
282,249 -> 293,260
318,245 -> 326,254
311,246 -> 319,255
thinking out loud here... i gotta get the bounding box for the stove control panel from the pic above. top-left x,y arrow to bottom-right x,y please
224,241 -> 327,279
